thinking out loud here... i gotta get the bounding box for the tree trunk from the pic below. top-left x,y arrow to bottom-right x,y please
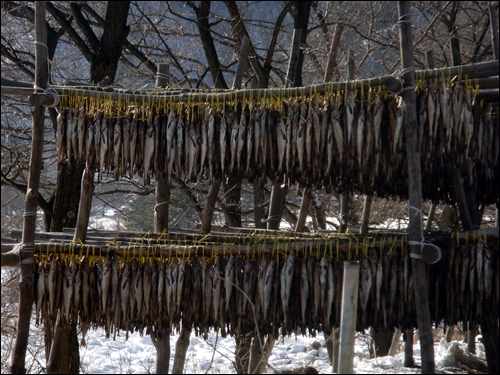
47,314 -> 80,374
171,327 -> 191,374
235,330 -> 253,374
49,162 -> 85,232
153,333 -> 171,374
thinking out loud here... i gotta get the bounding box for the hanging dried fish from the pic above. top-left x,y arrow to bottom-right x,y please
80,257 -> 90,346
462,87 -> 473,155
176,259 -> 186,320
263,259 -> 275,321
324,260 -> 334,332
99,116 -> 109,180
142,261 -> 152,324
236,105 -> 248,176
257,254 -> 267,319
220,107 -> 230,177
56,108 -> 67,169
136,118 -> 145,176
165,261 -> 173,320
417,92 -> 427,154
296,101 -> 307,173
225,254 -> 236,313
71,108 -> 80,161
201,262 -> 213,325
452,83 -> 464,144
346,91 -> 355,150
65,108 -> 74,162
243,258 -> 257,316
200,108 -> 209,176
85,114 -> 95,167
143,119 -> 155,185
438,77 -> 451,150
207,108 -> 216,178
94,111 -> 102,172
128,259 -> 137,327
245,102 -> 256,178
120,261 -> 131,338
393,97 -> 404,156
113,118 -> 122,180
187,107 -> 200,180
229,106 -> 239,174
483,241 -> 493,305
313,259 -> 321,326
107,116 -> 115,171
134,261 -> 144,323
356,107 -> 365,169
280,250 -> 295,328
252,106 -> 262,167
77,107 -> 86,161
122,113 -> 131,176
373,92 -> 384,153
72,258 -> 81,323
360,258 -> 372,324
167,108 -> 178,176
151,260 -> 159,327
110,256 -> 120,326
277,103 -> 288,175
129,110 -> 138,177
176,107 -> 185,176
101,254 -> 112,318
212,259 -> 223,323
35,261 -> 46,326
305,100 -> 314,172
62,259 -> 75,323
375,255 -> 384,314
259,105 -> 268,172
158,260 -> 165,318
331,106 -> 344,168
48,256 -> 57,321
299,261 -> 308,329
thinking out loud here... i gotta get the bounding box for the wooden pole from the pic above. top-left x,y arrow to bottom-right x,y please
5,60 -> 499,100
155,63 -> 170,234
11,2 -> 47,373
337,261 -> 359,374
398,3 -> 435,373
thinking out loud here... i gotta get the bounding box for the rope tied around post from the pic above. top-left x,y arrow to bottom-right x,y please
408,205 -> 442,264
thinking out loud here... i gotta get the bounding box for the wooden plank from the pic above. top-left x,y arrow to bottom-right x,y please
397,2 -> 435,373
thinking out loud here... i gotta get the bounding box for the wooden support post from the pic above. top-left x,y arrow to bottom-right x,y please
338,261 -> 359,374
155,63 -> 170,234
11,3 -> 47,373
398,3 -> 435,373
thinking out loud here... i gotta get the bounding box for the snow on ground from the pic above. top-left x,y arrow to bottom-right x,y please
41,327 -> 486,374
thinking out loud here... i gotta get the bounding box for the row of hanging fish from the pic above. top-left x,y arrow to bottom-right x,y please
55,83 -> 498,205
33,239 -> 499,342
